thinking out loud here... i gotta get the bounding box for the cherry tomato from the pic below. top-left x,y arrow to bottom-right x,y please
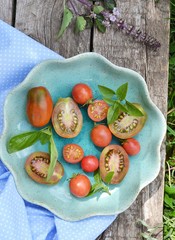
87,100 -> 109,122
63,144 -> 84,164
26,86 -> 53,127
122,138 -> 141,156
81,156 -> 99,172
72,83 -> 93,105
69,174 -> 91,198
91,124 -> 112,147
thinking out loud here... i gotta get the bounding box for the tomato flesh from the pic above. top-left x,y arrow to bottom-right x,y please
122,138 -> 140,156
69,174 -> 91,198
88,100 -> 109,122
63,144 -> 84,163
91,124 -> 112,147
72,83 -> 93,105
81,156 -> 99,172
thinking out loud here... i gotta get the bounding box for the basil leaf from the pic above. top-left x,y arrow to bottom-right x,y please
94,169 -> 101,183
104,0 -> 116,10
107,103 -> 120,124
93,5 -> 104,14
103,97 -> 116,105
117,102 -> 128,113
98,85 -> 115,98
116,82 -> 128,101
87,182 -> 110,197
75,16 -> 86,33
47,134 -> 58,181
7,131 -> 40,153
57,7 -> 73,38
105,171 -> 114,183
125,101 -> 144,116
95,18 -> 106,33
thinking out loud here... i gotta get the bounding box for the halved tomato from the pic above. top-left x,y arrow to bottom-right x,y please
87,100 -> 109,122
63,144 -> 84,163
99,145 -> 129,184
52,97 -> 83,138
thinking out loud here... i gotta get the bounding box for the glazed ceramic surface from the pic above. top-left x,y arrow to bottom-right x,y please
0,53 -> 166,221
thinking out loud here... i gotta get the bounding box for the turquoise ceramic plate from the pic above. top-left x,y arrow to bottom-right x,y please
0,53 -> 166,221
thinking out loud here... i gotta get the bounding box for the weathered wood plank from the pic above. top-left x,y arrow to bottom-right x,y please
94,0 -> 169,239
0,0 -> 14,25
14,0 -> 91,57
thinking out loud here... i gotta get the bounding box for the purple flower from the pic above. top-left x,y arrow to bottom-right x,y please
109,14 -> 117,22
102,20 -> 111,28
89,12 -> 97,19
113,8 -> 120,17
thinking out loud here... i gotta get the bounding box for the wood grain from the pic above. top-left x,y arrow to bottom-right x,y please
0,0 -> 170,239
94,0 -> 169,239
0,0 -> 14,24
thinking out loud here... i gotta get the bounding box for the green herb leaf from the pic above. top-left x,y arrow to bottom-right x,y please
125,101 -> 144,116
95,17 -> 106,33
103,97 -> 116,105
47,133 -> 58,181
117,102 -> 128,113
105,171 -> 114,183
57,7 -> 73,39
116,82 -> 128,101
75,16 -> 86,33
7,131 -> 40,153
93,5 -> 104,14
107,103 -> 120,124
104,0 -> 116,10
94,169 -> 101,183
98,85 -> 115,98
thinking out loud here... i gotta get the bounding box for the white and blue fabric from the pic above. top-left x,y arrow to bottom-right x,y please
0,20 -> 117,240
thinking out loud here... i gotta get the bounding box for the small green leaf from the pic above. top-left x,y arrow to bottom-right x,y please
93,5 -> 104,14
105,171 -> 114,183
47,134 -> 58,181
164,193 -> 174,209
103,97 -> 116,105
107,103 -> 120,124
7,131 -> 40,153
94,169 -> 101,183
103,0 -> 116,10
98,85 -> 115,98
125,101 -> 144,116
57,7 -> 73,38
117,102 -> 128,113
75,16 -> 86,33
116,82 -> 128,101
95,18 -> 106,33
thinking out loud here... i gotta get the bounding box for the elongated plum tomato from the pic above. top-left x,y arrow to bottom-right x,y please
88,100 -> 109,122
91,124 -> 112,147
26,86 -> 53,127
63,144 -> 84,163
81,155 -> 99,172
25,152 -> 64,184
108,103 -> 147,139
122,138 -> 140,156
99,145 -> 129,184
69,174 -> 91,198
72,83 -> 93,105
52,97 -> 83,138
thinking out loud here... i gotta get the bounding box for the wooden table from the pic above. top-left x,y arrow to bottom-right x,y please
1,1 -> 170,239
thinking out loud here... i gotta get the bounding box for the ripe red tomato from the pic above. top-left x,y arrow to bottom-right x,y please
81,156 -> 99,172
26,86 -> 53,127
69,174 -> 91,198
63,144 -> 84,163
72,83 -> 93,105
87,100 -> 109,122
91,124 -> 112,147
122,138 -> 141,156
